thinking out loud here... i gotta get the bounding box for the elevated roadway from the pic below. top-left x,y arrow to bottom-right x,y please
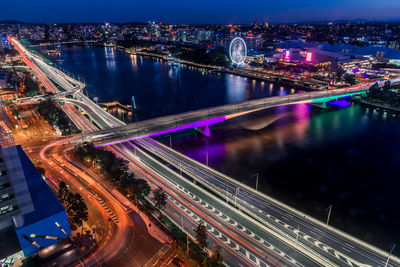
111,143 -> 323,267
93,78 -> 400,147
133,138 -> 400,267
11,38 -> 125,132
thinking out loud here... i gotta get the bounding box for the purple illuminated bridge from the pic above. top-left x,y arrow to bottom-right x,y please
92,79 -> 394,148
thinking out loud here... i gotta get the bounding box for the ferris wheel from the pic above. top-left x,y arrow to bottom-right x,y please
229,37 -> 247,65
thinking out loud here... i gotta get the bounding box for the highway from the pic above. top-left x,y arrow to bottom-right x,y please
133,138 -> 400,267
10,38 -> 125,132
10,38 -> 98,133
111,143 -> 330,267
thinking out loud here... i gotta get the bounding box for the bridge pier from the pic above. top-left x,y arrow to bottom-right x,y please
196,125 -> 211,137
311,102 -> 327,109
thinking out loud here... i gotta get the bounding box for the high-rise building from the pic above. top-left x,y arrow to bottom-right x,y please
0,146 -> 34,230
252,18 -> 259,30
0,41 -> 4,61
0,36 -> 5,61
245,33 -> 264,50
0,144 -> 71,261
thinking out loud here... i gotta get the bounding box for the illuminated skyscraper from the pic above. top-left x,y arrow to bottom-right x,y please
0,145 -> 34,230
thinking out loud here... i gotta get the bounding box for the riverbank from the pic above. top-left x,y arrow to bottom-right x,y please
222,68 -> 318,91
119,48 -> 220,70
120,48 -> 329,91
351,96 -> 400,112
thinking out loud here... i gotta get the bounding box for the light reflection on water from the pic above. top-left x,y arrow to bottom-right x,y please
225,75 -> 246,103
54,45 -> 295,121
104,47 -> 116,71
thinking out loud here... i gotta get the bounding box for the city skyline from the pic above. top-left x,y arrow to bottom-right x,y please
1,0 -> 400,24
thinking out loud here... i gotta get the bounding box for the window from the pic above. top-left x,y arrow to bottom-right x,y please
0,182 -> 11,190
0,193 -> 14,203
0,204 -> 17,215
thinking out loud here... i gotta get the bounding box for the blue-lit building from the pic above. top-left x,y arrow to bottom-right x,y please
0,145 -> 71,262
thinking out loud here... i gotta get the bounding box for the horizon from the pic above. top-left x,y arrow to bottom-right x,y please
1,0 -> 400,25
2,17 -> 400,26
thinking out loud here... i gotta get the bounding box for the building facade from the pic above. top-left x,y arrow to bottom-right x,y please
0,145 -> 71,260
0,145 -> 34,230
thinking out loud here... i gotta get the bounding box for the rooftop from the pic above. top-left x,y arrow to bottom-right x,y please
15,145 -> 64,227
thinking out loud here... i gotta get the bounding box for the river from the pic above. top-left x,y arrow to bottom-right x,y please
52,45 -> 399,254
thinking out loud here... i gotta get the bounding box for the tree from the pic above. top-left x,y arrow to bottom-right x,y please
203,245 -> 224,267
35,165 -> 46,177
382,80 -> 392,92
21,254 -> 41,267
153,187 -> 167,213
194,223 -> 208,251
23,74 -> 39,97
36,98 -> 78,135
335,68 -> 345,82
69,193 -> 89,233
129,178 -> 151,203
57,182 -> 88,231
343,73 -> 356,85
57,181 -> 69,205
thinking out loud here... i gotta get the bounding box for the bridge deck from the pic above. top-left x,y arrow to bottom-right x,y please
93,82 -> 376,147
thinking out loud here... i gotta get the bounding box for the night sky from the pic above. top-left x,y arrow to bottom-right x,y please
1,0 -> 400,24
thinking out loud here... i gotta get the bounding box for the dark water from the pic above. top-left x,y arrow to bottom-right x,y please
53,46 -> 399,254
52,45 -> 295,121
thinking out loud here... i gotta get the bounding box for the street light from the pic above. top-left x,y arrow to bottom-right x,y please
385,243 -> 396,267
165,135 -> 172,148
251,173 -> 259,191
203,151 -> 208,166
326,205 -> 332,225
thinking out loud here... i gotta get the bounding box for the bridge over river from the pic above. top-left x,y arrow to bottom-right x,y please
92,78 -> 399,147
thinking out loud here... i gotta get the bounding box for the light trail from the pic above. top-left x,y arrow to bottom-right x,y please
110,144 -> 315,267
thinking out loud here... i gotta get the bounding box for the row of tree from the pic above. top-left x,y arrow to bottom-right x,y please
57,181 -> 89,232
175,47 -> 230,67
22,72 -> 40,97
366,80 -> 400,106
195,223 -> 223,266
35,98 -> 79,135
117,36 -> 230,67
74,142 -> 223,265
74,143 -> 152,204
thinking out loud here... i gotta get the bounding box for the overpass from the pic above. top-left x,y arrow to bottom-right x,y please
12,88 -> 81,104
92,78 -> 399,147
10,38 -> 125,130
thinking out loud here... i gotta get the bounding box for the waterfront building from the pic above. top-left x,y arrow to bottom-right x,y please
244,33 -> 263,50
